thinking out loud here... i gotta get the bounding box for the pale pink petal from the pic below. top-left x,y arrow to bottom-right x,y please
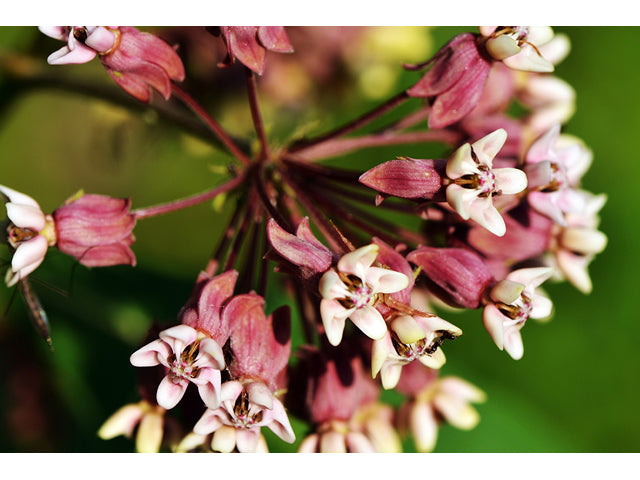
320,298 -> 351,346
136,410 -> 164,453
159,324 -> 199,348
507,267 -> 554,290
530,294 -> 553,320
129,339 -> 170,367
236,428 -> 261,453
193,408 -> 224,435
446,143 -> 479,179
562,228 -> 607,255
156,376 -> 188,410
471,128 -> 507,167
494,167 -> 528,195
84,27 -> 117,52
410,402 -> 438,452
194,370 -> 222,410
528,190 -> 566,225
433,392 -> 481,429
5,203 -> 46,230
503,44 -> 554,72
391,315 -> 426,344
380,362 -> 404,390
47,44 -> 97,65
345,432 -> 376,452
298,434 -> 319,452
349,305 -> 388,341
364,266 -> 409,294
468,196 -> 506,236
38,26 -> 68,41
263,398 -> 296,444
490,279 -> 525,304
212,425 -> 237,453
220,380 -> 244,402
417,347 -> 446,369
97,404 -> 144,439
482,304 -> 505,350
318,269 -> 350,299
527,124 -> 560,164
502,328 -> 524,360
246,381 -> 273,409
485,34 -> 521,60
446,184 -> 478,219
438,377 -> 487,403
371,335 -> 394,379
11,236 -> 48,273
337,244 -> 378,278
556,250 -> 593,294
196,337 -> 225,370
319,431 -> 347,453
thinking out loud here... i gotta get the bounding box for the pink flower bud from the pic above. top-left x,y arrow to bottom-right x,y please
224,293 -> 291,390
406,33 -> 493,128
215,26 -> 294,75
407,247 -> 494,309
53,192 -> 137,268
359,157 -> 446,200
100,26 -> 186,103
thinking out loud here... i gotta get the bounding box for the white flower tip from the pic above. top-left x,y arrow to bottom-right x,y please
486,35 -> 521,60
391,315 -> 426,345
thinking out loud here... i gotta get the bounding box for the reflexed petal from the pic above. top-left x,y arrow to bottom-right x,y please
438,377 -> 487,403
418,347 -> 446,369
212,425 -> 237,453
562,228 -> 607,255
349,305 -> 388,341
527,26 -> 554,47
433,392 -> 481,429
446,184 -> 477,219
246,381 -> 273,410
371,335 -> 394,378
156,376 -> 188,410
129,338 -> 170,367
365,266 -> 409,294
345,432 -> 376,452
503,328 -> 525,360
5,203 -> 46,230
220,380 -> 244,402
298,434 -> 319,452
503,44 -> 554,72
507,266 -> 554,290
264,398 -> 296,444
318,269 -> 349,299
0,184 -> 42,210
47,44 -> 97,64
486,35 -> 520,60
490,279 -> 525,304
159,324 -> 198,348
494,167 -> 528,195
38,26 -> 68,41
84,26 -> 117,52
337,244 -> 379,278
380,362 -> 403,390
320,431 -> 347,453
410,402 -> 438,452
97,404 -> 144,439
319,299 -> 351,346
391,315 -> 426,345
556,250 -> 593,294
193,409 -> 224,436
197,337 -> 225,370
446,143 -> 478,178
530,293 -> 553,320
136,410 -> 164,453
482,304 -> 505,350
468,196 -> 506,236
416,315 -> 463,338
194,370 -> 222,410
527,124 -> 560,164
175,432 -> 207,453
472,128 -> 507,167
236,428 -> 261,453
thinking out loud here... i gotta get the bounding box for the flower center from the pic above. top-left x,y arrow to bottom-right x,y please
6,223 -> 37,249
232,389 -> 264,428
167,341 -> 201,382
391,330 -> 457,360
497,293 -> 532,327
337,273 -> 375,309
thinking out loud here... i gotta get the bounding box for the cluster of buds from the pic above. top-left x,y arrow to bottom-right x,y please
1,26 -> 606,453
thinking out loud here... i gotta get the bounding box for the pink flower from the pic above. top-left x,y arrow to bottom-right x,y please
319,243 -> 410,346
550,190 -> 607,294
40,26 -> 185,103
446,128 -> 528,236
129,324 -> 225,410
406,32 -> 493,128
1,185 -> 56,287
192,379 -> 295,453
371,314 -> 462,389
482,267 -> 554,359
480,26 -> 555,72
524,124 -> 593,225
53,192 -> 137,268
97,400 -> 165,453
396,362 -> 486,452
215,26 -> 294,75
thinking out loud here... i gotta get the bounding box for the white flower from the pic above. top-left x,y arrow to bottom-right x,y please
446,129 -> 528,237
1,184 -> 56,287
129,324 -> 225,410
481,26 -> 555,72
192,380 -> 295,453
39,26 -> 117,65
371,314 -> 462,389
482,267 -> 554,359
319,243 -> 409,346
97,400 -> 165,453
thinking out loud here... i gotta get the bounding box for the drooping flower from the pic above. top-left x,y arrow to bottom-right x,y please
53,191 -> 137,268
129,324 -> 225,410
97,400 -> 166,453
213,26 -> 294,75
318,243 -> 410,346
192,293 -> 294,452
480,26 -> 555,73
371,313 -> 462,389
549,190 -> 607,294
524,124 -> 593,225
406,32 -> 493,128
1,185 -> 56,287
395,362 -> 486,453
39,26 -> 185,102
482,267 -> 554,360
445,128 -> 528,236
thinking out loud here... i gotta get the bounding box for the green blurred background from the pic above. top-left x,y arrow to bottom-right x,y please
0,26 -> 638,452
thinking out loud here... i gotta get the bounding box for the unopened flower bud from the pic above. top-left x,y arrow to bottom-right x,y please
407,246 -> 494,309
53,192 -> 137,268
359,157 -> 446,200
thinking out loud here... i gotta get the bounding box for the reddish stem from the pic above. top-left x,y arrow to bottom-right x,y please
131,172 -> 247,219
245,68 -> 269,162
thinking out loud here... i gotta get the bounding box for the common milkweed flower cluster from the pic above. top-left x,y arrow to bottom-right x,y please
0,26 -> 607,453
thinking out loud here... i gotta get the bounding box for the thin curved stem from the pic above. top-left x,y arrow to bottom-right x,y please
171,84 -> 253,166
245,68 -> 269,162
131,171 -> 247,219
